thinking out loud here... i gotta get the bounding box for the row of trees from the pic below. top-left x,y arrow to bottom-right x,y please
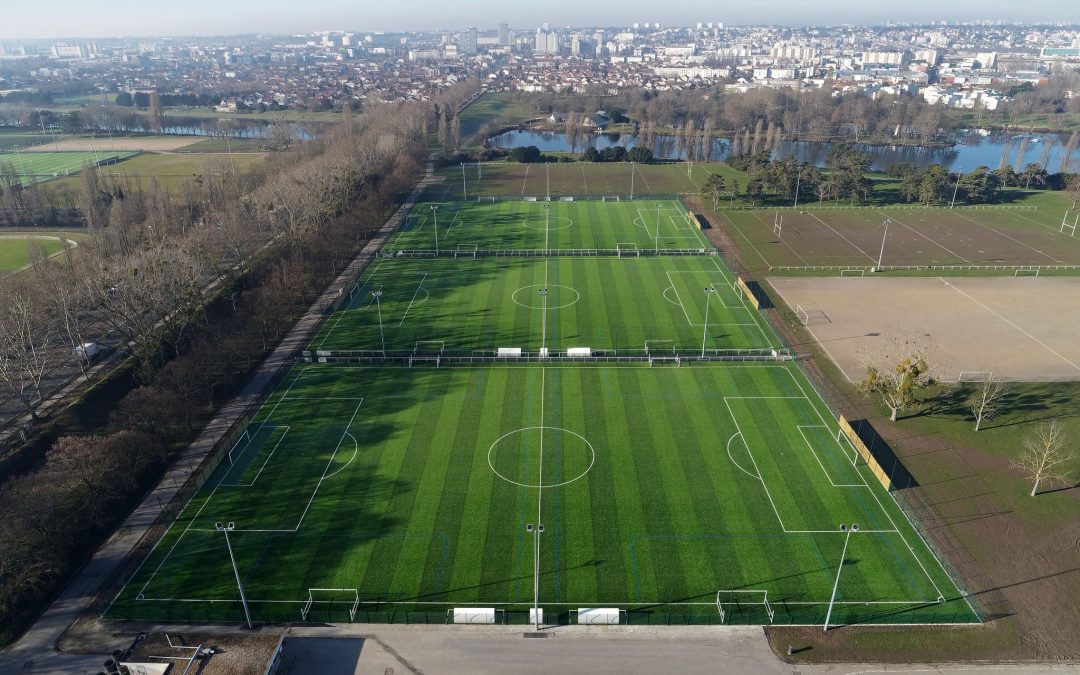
0,101 -> 427,641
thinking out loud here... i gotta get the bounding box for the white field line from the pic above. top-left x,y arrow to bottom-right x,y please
796,425 -> 864,488
718,210 -> 779,268
937,277 -> 1080,374
665,269 -> 750,312
708,257 -> 776,348
725,431 -> 761,480
137,596 -> 944,607
222,427 -> 292,487
315,260 -> 385,350
878,211 -> 975,265
951,211 -> 1065,263
766,281 -> 856,382
782,368 -> 945,601
747,210 -> 811,265
805,211 -> 879,264
520,165 -> 530,194
664,271 -> 695,326
397,272 -> 430,327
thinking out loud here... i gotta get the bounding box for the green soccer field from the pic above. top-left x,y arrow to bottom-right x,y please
108,363 -> 976,626
108,198 -> 976,627
311,257 -> 778,356
0,150 -> 137,186
386,200 -> 710,253
0,237 -> 67,273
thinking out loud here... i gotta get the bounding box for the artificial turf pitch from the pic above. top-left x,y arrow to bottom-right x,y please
108,199 -> 976,627
108,364 -> 975,626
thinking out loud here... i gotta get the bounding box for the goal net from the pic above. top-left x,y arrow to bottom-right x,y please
414,341 -> 446,355
617,242 -> 640,257
795,304 -> 810,326
716,590 -> 775,624
301,588 -> 360,621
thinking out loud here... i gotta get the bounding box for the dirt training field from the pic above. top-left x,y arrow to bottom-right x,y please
769,276 -> 1080,382
720,206 -> 1080,271
23,137 -> 202,152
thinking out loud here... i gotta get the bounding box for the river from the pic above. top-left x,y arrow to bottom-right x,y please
489,130 -> 1080,173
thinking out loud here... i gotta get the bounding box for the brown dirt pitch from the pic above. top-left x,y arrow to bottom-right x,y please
768,276 -> 1080,382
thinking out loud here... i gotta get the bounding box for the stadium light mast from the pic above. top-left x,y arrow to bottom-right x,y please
874,218 -> 892,272
793,166 -> 802,209
546,163 -> 550,201
538,287 -> 549,354
461,163 -> 468,200
430,205 -> 439,255
823,523 -> 859,632
527,522 -> 545,630
702,287 -> 716,358
215,522 -> 253,629
655,203 -> 663,253
373,288 -> 386,356
630,161 -> 635,200
950,166 -> 962,208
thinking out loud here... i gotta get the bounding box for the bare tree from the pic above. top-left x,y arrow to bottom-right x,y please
857,334 -> 937,422
1013,420 -> 1073,496
0,283 -> 57,418
968,373 -> 1009,432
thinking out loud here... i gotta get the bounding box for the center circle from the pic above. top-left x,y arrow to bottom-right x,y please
511,284 -> 580,309
488,426 -> 596,488
523,216 -> 573,230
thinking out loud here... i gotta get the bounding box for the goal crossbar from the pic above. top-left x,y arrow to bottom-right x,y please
795,304 -> 810,326
302,588 -> 360,621
414,340 -> 445,354
716,589 -> 775,623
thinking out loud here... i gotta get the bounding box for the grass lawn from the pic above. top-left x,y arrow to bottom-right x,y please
0,151 -> 137,186
459,93 -> 544,139
0,236 -> 68,272
0,130 -> 63,151
427,162 -> 745,200
311,257 -> 779,355
46,152 -> 265,192
107,362 -> 975,626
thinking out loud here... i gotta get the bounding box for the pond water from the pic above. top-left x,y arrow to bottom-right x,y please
489,130 -> 1080,173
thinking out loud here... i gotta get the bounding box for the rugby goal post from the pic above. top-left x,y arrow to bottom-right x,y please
301,588 -> 360,621
617,242 -> 640,257
716,590 -> 775,624
773,212 -> 783,238
1062,211 -> 1078,236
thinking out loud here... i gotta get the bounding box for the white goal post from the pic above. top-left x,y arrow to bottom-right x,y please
227,430 -> 252,466
716,590 -> 775,624
1013,268 -> 1040,277
301,588 -> 360,621
773,212 -> 783,237
795,304 -> 810,326
1062,211 -> 1078,236
617,242 -> 640,257
414,340 -> 446,354
957,370 -> 994,383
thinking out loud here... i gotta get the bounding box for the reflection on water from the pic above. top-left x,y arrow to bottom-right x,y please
489,130 -> 1080,173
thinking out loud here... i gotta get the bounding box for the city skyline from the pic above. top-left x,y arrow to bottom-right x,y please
2,0 -> 1079,40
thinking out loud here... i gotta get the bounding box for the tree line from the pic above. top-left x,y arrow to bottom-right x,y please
0,101 -> 427,645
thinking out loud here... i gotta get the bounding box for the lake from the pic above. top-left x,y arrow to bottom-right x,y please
489,130 -> 1080,173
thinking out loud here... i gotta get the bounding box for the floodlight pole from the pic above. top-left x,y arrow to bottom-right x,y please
430,205 -> 439,255
655,203 -> 662,253
538,288 -> 549,353
216,522 -> 253,629
702,287 -> 715,358
950,167 -> 962,208
373,289 -> 386,356
875,218 -> 892,272
527,523 -> 544,630
793,168 -> 802,208
824,523 -> 859,632
461,163 -> 467,200
546,163 -> 550,201
630,161 -> 635,200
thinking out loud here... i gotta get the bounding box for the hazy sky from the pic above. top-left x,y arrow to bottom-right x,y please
2,0 -> 1078,39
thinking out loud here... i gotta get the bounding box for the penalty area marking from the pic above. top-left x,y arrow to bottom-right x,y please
488,426 -> 596,488
511,284 -> 581,310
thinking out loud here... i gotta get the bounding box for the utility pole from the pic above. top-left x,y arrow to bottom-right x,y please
430,204 -> 439,254
373,289 -> 386,356
951,167 -> 962,208
462,163 -> 468,200
702,287 -> 715,358
875,218 -> 892,272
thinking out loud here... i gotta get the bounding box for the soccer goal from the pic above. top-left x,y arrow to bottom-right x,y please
644,340 -> 676,356
716,590 -> 775,624
617,242 -> 640,257
454,244 -> 478,259
414,340 -> 446,355
795,304 -> 810,326
834,429 -> 861,466
301,588 -> 360,621
227,430 -> 252,466
958,370 -> 994,383
840,268 -> 866,277
1014,268 -> 1040,277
